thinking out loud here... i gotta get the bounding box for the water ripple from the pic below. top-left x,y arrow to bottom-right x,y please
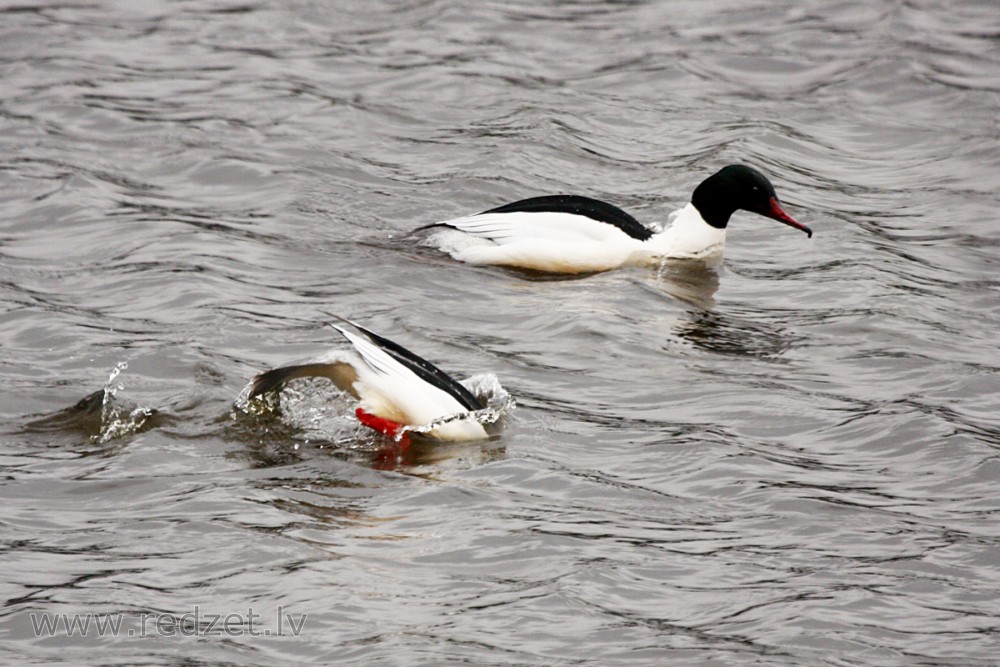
2,0 -> 1000,665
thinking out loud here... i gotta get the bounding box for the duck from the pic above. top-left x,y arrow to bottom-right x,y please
246,320 -> 492,442
417,164 -> 812,273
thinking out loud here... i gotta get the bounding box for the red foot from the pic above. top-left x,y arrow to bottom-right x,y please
356,408 -> 409,441
357,408 -> 413,469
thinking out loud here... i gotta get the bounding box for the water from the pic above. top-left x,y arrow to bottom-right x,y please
2,0 -> 999,664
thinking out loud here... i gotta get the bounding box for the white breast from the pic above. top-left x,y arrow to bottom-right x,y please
645,203 -> 727,260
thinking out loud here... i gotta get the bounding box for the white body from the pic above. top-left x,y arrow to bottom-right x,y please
424,203 -> 726,273
334,328 -> 488,441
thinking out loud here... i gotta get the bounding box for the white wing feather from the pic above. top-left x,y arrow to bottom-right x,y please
335,325 -> 487,441
439,211 -> 638,243
427,211 -> 649,273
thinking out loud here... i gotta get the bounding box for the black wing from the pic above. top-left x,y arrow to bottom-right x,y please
340,321 -> 485,412
482,194 -> 653,241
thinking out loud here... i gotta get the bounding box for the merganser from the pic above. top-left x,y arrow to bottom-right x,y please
246,321 -> 491,442
418,164 -> 812,273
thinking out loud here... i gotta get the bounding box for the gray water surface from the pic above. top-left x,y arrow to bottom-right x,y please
2,1 -> 1000,665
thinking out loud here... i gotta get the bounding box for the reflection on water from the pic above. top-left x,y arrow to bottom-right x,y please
654,258 -> 721,309
674,309 -> 799,359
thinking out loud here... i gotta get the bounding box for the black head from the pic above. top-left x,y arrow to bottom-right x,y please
691,164 -> 812,237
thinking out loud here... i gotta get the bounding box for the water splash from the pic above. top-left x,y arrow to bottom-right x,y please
235,371 -> 514,444
233,378 -> 275,416
233,376 -> 364,449
91,362 -> 155,444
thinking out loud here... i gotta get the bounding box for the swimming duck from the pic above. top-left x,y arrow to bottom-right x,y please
418,164 -> 811,273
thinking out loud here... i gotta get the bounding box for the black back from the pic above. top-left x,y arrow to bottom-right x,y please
483,194 -> 654,241
350,323 -> 485,412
